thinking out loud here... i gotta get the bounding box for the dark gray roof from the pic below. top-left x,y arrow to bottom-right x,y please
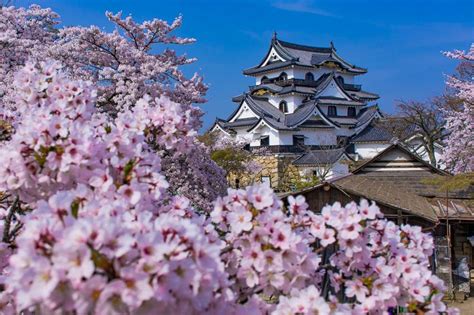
348,90 -> 379,101
351,118 -> 416,143
215,92 -> 380,133
317,97 -> 366,106
286,101 -> 338,128
352,105 -> 381,129
219,117 -> 259,129
293,148 -> 349,165
277,39 -> 332,53
244,37 -> 367,76
351,120 -> 395,143
243,60 -> 306,75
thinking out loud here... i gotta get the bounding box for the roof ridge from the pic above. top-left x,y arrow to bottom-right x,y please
276,39 -> 332,53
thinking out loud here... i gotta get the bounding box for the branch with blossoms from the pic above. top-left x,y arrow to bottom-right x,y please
48,10 -> 207,113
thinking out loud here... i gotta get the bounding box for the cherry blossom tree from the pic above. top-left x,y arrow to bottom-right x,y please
0,4 -> 58,109
0,4 -> 461,314
441,44 -> 474,174
0,4 -> 226,211
49,11 -> 207,113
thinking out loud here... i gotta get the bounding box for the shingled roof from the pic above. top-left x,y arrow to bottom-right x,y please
286,143 -> 473,223
333,175 -> 438,222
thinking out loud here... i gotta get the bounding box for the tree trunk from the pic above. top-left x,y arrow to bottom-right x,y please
427,141 -> 437,167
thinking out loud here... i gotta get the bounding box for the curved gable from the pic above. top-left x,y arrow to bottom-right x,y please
228,99 -> 260,122
315,76 -> 353,100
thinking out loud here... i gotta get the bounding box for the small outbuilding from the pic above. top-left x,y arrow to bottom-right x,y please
285,143 -> 474,297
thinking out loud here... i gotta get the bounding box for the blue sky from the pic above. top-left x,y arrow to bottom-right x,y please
17,0 -> 474,130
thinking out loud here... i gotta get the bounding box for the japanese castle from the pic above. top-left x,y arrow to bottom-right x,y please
210,34 -> 427,189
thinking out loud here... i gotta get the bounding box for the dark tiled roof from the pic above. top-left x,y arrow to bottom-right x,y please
243,60 -> 305,75
285,143 -> 473,222
349,90 -> 380,101
329,117 -> 359,125
293,148 -> 349,165
351,121 -> 396,143
278,39 -> 367,73
298,119 -> 333,128
353,105 -> 381,129
352,143 -> 448,176
243,37 -> 367,75
317,97 -> 366,106
217,93 -> 379,132
220,117 -> 259,128
351,118 -> 417,143
277,39 -> 332,53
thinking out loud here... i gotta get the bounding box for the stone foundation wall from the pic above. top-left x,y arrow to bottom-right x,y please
227,154 -> 303,192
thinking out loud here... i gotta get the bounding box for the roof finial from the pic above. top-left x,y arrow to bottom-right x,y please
273,31 -> 277,40
330,41 -> 335,51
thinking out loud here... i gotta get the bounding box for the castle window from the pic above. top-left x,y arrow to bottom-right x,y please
260,136 -> 269,146
261,76 -> 269,83
243,143 -> 250,151
305,72 -> 314,81
347,106 -> 356,117
337,76 -> 344,84
328,106 -> 337,116
293,135 -> 305,147
279,100 -> 288,113
337,136 -> 348,146
278,72 -> 288,81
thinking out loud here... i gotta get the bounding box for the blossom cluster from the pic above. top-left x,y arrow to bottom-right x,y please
212,186 -> 458,314
211,185 -> 321,302
0,61 -> 232,314
0,5 -> 58,110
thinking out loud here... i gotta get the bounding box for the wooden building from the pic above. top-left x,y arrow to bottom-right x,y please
285,143 -> 474,297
